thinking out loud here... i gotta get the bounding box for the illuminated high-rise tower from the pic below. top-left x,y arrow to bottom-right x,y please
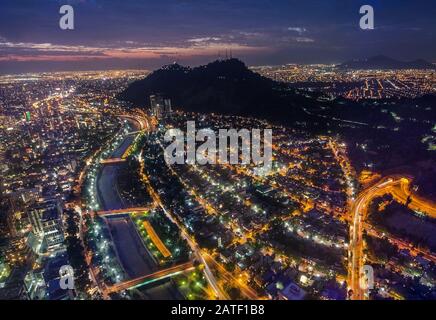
150,94 -> 163,118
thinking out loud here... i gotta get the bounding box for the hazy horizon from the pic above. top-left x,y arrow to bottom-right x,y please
1,0 -> 435,74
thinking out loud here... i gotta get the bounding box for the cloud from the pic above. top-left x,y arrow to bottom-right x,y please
187,37 -> 222,43
238,31 -> 265,38
0,38 -> 271,62
287,27 -> 307,34
295,37 -> 314,43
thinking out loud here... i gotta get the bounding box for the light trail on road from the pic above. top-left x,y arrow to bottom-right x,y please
348,175 -> 436,300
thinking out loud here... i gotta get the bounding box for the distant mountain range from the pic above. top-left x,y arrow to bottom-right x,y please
338,55 -> 435,70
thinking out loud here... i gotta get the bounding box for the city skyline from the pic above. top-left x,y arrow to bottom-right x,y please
1,1 -> 435,303
0,0 -> 436,73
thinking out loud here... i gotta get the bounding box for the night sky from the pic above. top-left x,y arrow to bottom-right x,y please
0,0 -> 435,73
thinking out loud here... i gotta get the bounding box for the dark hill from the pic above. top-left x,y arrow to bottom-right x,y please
117,59 -> 322,125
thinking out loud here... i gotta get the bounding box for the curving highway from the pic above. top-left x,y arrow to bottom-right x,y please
348,175 -> 436,300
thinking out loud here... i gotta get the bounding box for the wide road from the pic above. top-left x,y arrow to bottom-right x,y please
391,178 -> 436,218
348,175 -> 436,300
